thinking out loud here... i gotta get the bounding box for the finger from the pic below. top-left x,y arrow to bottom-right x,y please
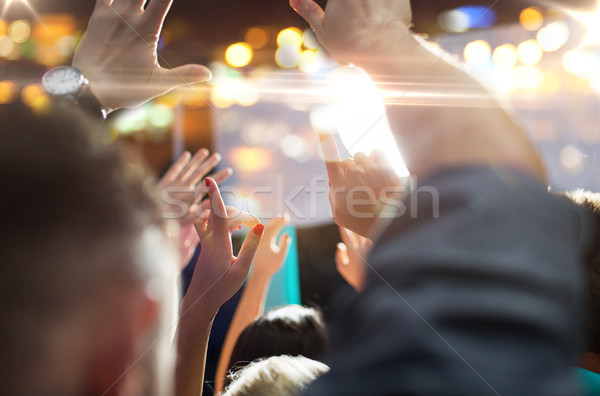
190,167 -> 232,208
95,0 -> 110,10
354,152 -> 372,167
206,178 -> 228,238
193,210 -> 211,241
290,0 -> 325,33
145,0 -> 173,26
265,215 -> 290,239
342,158 -> 357,170
180,148 -> 210,182
318,129 -> 344,183
339,226 -> 359,248
184,153 -> 222,185
160,151 -> 191,185
225,206 -> 260,231
211,167 -> 233,185
336,242 -> 350,267
370,148 -> 393,168
234,223 -> 265,278
155,64 -> 213,92
276,233 -> 292,260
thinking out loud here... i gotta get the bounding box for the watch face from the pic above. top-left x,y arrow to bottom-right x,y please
42,66 -> 84,96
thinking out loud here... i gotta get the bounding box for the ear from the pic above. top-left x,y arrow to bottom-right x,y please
88,288 -> 160,396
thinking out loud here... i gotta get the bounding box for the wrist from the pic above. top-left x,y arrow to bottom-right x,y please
180,292 -> 219,322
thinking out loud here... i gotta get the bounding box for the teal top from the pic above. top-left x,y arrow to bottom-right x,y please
576,368 -> 600,396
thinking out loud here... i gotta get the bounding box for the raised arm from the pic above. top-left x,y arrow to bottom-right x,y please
175,178 -> 264,396
73,0 -> 211,113
214,216 -> 292,393
291,0 -> 545,181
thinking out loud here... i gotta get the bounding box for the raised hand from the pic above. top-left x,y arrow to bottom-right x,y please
158,149 -> 232,225
184,178 -> 264,311
320,129 -> 405,237
252,215 -> 292,281
336,226 -> 373,292
290,0 -> 412,63
73,0 -> 212,112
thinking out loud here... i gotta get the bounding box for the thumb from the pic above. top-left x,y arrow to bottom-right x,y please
290,0 -> 325,32
276,233 -> 292,261
336,242 -> 350,267
157,64 -> 212,89
234,223 -> 265,277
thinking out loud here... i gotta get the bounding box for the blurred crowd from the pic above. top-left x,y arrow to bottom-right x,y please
1,1 -> 600,396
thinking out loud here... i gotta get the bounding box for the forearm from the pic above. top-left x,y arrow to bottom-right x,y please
215,273 -> 271,392
175,299 -> 217,396
355,34 -> 545,181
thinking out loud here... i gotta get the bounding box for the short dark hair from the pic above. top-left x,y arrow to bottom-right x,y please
226,305 -> 329,387
564,190 -> 600,354
0,102 -> 163,394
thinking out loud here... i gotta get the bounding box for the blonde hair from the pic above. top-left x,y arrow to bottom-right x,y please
222,355 -> 329,396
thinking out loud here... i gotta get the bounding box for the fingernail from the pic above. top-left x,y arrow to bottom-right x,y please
205,178 -> 210,187
238,225 -> 242,230
253,223 -> 265,235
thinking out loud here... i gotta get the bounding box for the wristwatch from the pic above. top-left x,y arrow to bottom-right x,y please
41,66 -> 107,121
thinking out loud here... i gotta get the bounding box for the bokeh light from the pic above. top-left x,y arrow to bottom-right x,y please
230,147 -> 271,172
21,84 -> 49,112
276,44 -> 301,68
493,44 -> 518,69
0,80 -> 18,104
277,28 -> 303,49
0,19 -> 7,36
8,19 -> 30,43
517,40 -> 543,65
148,104 -> 174,129
537,21 -> 569,52
560,145 -> 584,173
439,9 -> 471,33
299,49 -> 319,73
562,49 -> 588,75
520,7 -> 544,31
514,65 -> 544,90
464,40 -> 491,66
245,27 -> 269,49
225,42 -> 253,68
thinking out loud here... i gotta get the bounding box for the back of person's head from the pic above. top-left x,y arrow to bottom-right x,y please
222,355 -> 329,396
227,305 -> 329,380
0,103 -> 178,396
564,190 -> 600,354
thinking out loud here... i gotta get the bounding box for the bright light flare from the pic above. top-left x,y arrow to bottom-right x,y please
560,0 -> 600,48
2,0 -> 41,22
312,68 -> 410,177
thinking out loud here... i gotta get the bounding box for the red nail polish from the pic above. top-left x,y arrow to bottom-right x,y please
205,179 -> 210,187
253,224 -> 265,235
